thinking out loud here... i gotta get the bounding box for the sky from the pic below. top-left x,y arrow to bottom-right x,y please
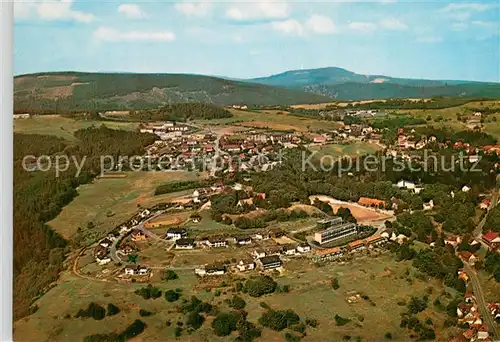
13,0 -> 500,82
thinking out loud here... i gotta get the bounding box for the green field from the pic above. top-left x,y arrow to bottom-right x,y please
14,254 -> 458,342
309,142 -> 382,161
14,115 -> 139,141
48,171 -> 202,241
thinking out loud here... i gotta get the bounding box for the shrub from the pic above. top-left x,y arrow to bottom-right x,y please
107,303 -> 120,316
214,290 -> 221,297
235,282 -> 243,292
174,327 -> 182,338
75,302 -> 106,320
212,312 -> 240,336
258,309 -> 300,331
165,290 -> 180,302
186,312 -> 205,330
229,295 -> 246,310
134,285 -> 162,300
334,314 -> 351,326
121,320 -> 147,340
244,276 -> 277,297
164,270 -> 178,281
331,278 -> 340,290
385,332 -> 392,340
139,309 -> 153,317
305,318 -> 318,328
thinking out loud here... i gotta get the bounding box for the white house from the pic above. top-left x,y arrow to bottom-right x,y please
166,228 -> 187,240
396,180 -> 416,190
296,244 -> 311,253
462,185 -> 471,192
175,238 -> 196,249
96,257 -> 111,266
423,200 -> 434,211
236,259 -> 255,272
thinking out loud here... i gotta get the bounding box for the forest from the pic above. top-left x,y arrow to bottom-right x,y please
13,126 -> 156,319
130,103 -> 233,122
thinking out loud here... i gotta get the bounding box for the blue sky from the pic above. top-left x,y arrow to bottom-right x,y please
13,0 -> 500,82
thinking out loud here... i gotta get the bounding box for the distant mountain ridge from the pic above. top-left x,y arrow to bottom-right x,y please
13,67 -> 500,113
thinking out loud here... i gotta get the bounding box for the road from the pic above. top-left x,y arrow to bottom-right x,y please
463,262 -> 499,340
466,189 -> 499,340
109,211 -> 166,262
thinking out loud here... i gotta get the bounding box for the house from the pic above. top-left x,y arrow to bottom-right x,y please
131,230 -> 147,242
258,255 -> 282,270
348,239 -> 366,252
462,185 -> 471,192
422,200 -> 434,211
282,244 -> 297,256
252,249 -> 267,259
234,236 -> 252,245
458,269 -> 469,282
481,231 -> 500,249
464,291 -> 476,304
237,198 -> 254,207
93,245 -> 109,259
119,244 -> 136,256
396,180 -> 416,190
487,302 -> 500,321
206,238 -> 228,248
233,183 -> 243,191
445,235 -> 462,248
477,325 -> 489,340
236,259 -> 255,272
124,265 -> 150,276
479,199 -> 490,210
139,209 -> 150,218
253,231 -> 271,240
313,136 -> 327,144
364,234 -> 387,247
312,247 -> 343,262
459,251 -> 478,265
195,264 -> 227,276
358,197 -> 386,208
463,329 -> 475,341
99,238 -> 113,248
96,256 -> 111,266
469,155 -> 480,163
166,227 -> 187,240
175,238 -> 196,249
296,244 -> 311,253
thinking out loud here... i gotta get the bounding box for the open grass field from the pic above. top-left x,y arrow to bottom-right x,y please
48,171 -> 203,240
14,254 -> 458,342
14,115 -> 139,141
309,142 -> 382,160
196,109 -> 341,132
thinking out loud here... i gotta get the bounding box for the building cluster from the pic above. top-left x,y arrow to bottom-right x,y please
312,233 -> 388,262
456,287 -> 498,342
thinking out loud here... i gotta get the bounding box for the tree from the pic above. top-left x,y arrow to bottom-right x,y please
164,269 -> 178,281
258,309 -> 300,331
165,290 -> 180,302
408,296 -> 428,314
106,303 -> 120,316
229,295 -> 246,310
385,332 -> 392,340
212,312 -> 240,336
186,312 -> 205,330
331,278 -> 340,290
243,275 -> 277,297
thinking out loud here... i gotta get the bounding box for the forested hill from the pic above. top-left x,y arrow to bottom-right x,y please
13,72 -> 333,113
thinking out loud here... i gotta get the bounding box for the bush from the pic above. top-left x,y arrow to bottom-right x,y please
385,332 -> 392,340
134,284 -> 162,300
106,303 -> 120,316
229,295 -> 246,310
214,290 -> 221,297
174,327 -> 182,338
164,270 -> 178,281
407,296 -> 428,314
121,320 -> 147,340
331,278 -> 340,290
284,332 -> 301,342
305,318 -> 318,328
165,290 -> 180,302
186,312 -> 205,330
244,275 -> 277,297
75,302 -> 106,320
212,312 -> 240,336
334,314 -> 351,326
258,309 -> 300,331
139,309 -> 153,317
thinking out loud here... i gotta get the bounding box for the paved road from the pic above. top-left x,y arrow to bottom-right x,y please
466,189 -> 499,340
463,262 -> 499,340
109,211 -> 165,262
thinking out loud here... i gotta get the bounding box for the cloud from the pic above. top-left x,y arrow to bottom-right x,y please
94,27 -> 176,42
471,20 -> 498,28
15,0 -> 97,23
226,1 -> 290,21
305,14 -> 336,34
439,3 -> 496,21
348,21 -> 377,33
271,19 -> 304,36
118,4 -> 147,19
379,18 -> 408,30
416,36 -> 443,43
174,1 -> 212,17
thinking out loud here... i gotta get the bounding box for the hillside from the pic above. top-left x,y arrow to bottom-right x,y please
249,67 -> 500,100
14,72 -> 332,113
